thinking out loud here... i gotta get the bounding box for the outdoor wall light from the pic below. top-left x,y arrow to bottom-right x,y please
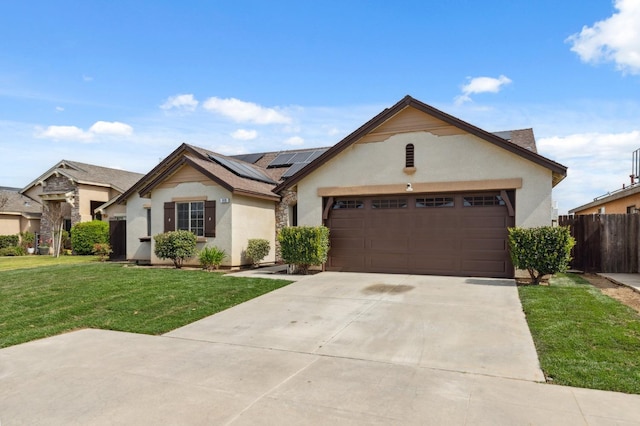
406,183 -> 413,192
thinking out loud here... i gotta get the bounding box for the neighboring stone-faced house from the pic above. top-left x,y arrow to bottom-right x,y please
570,184 -> 640,215
0,187 -> 41,236
20,160 -> 144,244
120,95 -> 567,277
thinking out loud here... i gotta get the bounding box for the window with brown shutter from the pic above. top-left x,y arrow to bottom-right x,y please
164,202 -> 175,232
164,200 -> 215,237
204,200 -> 216,237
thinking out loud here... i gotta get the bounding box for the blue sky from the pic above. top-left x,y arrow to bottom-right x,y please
1,1 -> 640,214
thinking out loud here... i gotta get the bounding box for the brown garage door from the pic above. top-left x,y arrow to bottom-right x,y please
325,192 -> 515,278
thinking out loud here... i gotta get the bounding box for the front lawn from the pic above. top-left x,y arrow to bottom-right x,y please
0,255 -> 99,271
0,263 -> 291,348
519,273 -> 640,394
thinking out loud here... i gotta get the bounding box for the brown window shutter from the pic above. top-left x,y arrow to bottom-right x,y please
164,202 -> 175,232
204,200 -> 216,237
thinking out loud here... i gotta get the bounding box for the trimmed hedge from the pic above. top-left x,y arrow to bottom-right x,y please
246,238 -> 270,267
0,235 -> 19,249
154,230 -> 197,269
508,226 -> 575,284
71,221 -> 109,255
0,246 -> 25,256
278,226 -> 329,274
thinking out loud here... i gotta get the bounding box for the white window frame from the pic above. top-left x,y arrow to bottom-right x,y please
176,201 -> 204,236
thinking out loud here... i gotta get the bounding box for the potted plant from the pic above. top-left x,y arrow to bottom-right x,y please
38,238 -> 51,255
20,231 -> 36,254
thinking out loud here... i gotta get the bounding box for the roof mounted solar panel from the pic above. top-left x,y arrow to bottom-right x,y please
267,152 -> 297,168
289,151 -> 314,164
231,153 -> 264,164
208,154 -> 277,184
281,162 -> 308,178
307,150 -> 326,162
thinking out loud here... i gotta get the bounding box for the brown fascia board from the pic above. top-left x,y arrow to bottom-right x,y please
116,143 -> 194,204
275,95 -> 568,193
233,188 -> 280,201
136,154 -> 279,201
138,156 -> 234,198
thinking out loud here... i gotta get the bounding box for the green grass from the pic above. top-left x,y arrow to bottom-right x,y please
0,255 -> 100,271
519,273 -> 640,394
0,263 -> 291,348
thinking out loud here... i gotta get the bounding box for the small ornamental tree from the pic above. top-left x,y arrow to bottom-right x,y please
71,220 -> 109,255
92,243 -> 113,262
154,230 -> 197,269
508,226 -> 575,284
245,238 -> 270,267
278,226 -> 329,274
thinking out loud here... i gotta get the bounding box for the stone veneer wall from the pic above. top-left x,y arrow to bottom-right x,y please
39,176 -> 79,244
274,188 -> 297,262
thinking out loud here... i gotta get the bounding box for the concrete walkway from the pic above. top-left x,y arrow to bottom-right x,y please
2,272 -> 640,425
599,273 -> 640,293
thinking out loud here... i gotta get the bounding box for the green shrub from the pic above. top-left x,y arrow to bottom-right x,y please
92,243 -> 113,262
246,239 -> 270,267
154,230 -> 197,269
19,231 -> 35,249
278,226 -> 329,274
0,246 -> 25,256
199,246 -> 227,271
508,226 -> 575,284
0,235 -> 19,249
71,221 -> 109,255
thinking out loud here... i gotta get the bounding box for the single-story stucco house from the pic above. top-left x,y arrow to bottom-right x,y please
114,95 -> 567,278
569,184 -> 640,215
0,187 -> 42,236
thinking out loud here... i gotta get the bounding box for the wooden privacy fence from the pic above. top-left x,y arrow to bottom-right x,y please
558,214 -> 640,273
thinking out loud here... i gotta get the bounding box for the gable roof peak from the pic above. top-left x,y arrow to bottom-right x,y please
275,95 -> 567,193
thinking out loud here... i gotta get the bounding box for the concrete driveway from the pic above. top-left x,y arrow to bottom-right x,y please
2,272 -> 640,425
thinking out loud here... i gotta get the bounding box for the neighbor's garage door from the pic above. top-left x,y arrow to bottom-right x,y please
325,192 -> 515,278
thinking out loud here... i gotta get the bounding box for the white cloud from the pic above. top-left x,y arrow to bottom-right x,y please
202,97 -> 292,124
538,130 -> 640,213
55,106 -> 64,112
89,121 -> 133,136
284,136 -> 304,146
567,0 -> 640,74
160,94 -> 199,111
215,144 -> 249,156
82,75 -> 93,82
455,75 -> 512,105
37,125 -> 93,142
36,121 -> 133,141
231,129 -> 258,140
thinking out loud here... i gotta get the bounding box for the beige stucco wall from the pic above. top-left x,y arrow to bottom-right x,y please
77,184 -> 111,221
127,181 -> 233,266
125,193 -> 152,262
0,215 -> 39,237
101,202 -> 127,220
231,194 -> 276,265
125,164 -> 276,267
296,131 -> 554,228
0,215 -> 20,235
